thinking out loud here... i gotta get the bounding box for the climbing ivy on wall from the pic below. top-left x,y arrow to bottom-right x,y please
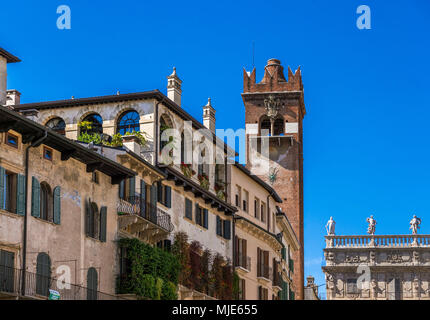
117,238 -> 180,300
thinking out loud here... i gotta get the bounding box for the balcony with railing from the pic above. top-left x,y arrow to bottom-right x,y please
325,234 -> 430,249
0,267 -> 125,300
257,265 -> 272,284
117,195 -> 174,244
272,271 -> 282,290
235,254 -> 251,274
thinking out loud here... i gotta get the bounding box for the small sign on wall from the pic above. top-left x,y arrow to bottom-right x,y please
285,122 -> 298,134
246,123 -> 259,135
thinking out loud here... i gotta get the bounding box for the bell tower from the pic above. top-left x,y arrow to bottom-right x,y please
242,58 -> 306,299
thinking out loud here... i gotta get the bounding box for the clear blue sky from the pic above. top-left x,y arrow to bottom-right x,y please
2,0 -> 430,298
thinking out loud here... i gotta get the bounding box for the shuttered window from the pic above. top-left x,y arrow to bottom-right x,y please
53,186 -> 61,224
185,198 -> 192,220
31,177 -> 41,218
223,220 -> 231,240
16,174 -> 25,216
164,186 -> 171,208
140,180 -> 147,216
216,215 -> 222,236
150,184 -> 157,222
0,250 -> 15,293
202,209 -> 208,229
0,167 -> 5,210
36,253 -> 51,297
195,203 -> 201,226
99,206 -> 107,242
87,267 -> 98,300
129,177 -> 136,199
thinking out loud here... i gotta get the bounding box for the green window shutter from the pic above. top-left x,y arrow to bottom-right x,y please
165,186 -> 171,208
129,177 -> 136,198
53,186 -> 61,224
85,199 -> 91,236
150,184 -> 158,221
31,177 -> 40,218
185,198 -> 192,220
0,167 -> 5,210
16,174 -> 26,216
195,203 -> 201,226
223,219 -> 231,240
99,206 -> 107,242
216,215 -> 222,236
203,209 -> 208,229
119,180 -> 125,199
140,180 -> 146,216
157,181 -> 163,204
87,268 -> 98,300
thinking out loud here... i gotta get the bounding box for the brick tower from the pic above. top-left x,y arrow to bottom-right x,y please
242,58 -> 305,299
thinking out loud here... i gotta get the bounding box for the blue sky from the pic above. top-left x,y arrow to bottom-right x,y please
2,0 -> 430,298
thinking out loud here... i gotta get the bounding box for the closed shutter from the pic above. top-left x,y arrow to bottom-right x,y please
157,181 -> 163,204
150,184 -> 158,222
87,268 -> 98,300
223,219 -> 231,240
16,174 -> 26,216
195,203 -> 201,226
216,215 -> 222,236
129,177 -> 136,200
31,177 -> 40,218
0,167 -> 5,210
53,186 -> 61,224
85,199 -> 91,237
119,179 -> 125,199
36,253 -> 51,297
264,251 -> 269,278
140,180 -> 146,217
0,250 -> 15,293
257,248 -> 261,277
243,239 -> 247,268
100,206 -> 107,242
203,209 -> 208,229
165,186 -> 171,208
185,198 -> 192,220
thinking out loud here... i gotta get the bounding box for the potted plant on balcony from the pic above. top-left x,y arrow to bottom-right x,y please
180,162 -> 195,178
214,181 -> 227,201
198,173 -> 210,191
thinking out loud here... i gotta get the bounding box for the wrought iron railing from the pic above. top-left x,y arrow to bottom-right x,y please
257,265 -> 272,280
117,195 -> 174,232
236,254 -> 251,272
0,267 -> 125,300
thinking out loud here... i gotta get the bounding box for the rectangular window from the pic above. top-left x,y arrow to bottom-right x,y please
261,202 -> 266,223
254,198 -> 260,219
5,133 -> 18,148
243,190 -> 249,213
258,286 -> 268,300
347,279 -> 358,294
235,185 -> 241,208
43,147 -> 53,161
4,171 -> 17,213
0,249 -> 15,293
92,172 -> 99,184
185,198 -> 193,221
157,183 -> 171,208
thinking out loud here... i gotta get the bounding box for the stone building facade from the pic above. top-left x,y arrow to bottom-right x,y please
323,234 -> 430,300
231,163 -> 299,300
1,46 -> 301,300
242,59 -> 306,298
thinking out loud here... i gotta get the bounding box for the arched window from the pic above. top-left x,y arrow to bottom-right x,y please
81,114 -> 103,135
40,182 -> 53,222
87,267 -> 98,300
117,110 -> 140,135
260,117 -> 271,136
46,117 -> 66,135
273,118 -> 284,136
36,252 -> 51,296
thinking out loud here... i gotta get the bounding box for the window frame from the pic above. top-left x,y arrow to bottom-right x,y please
5,133 -> 19,149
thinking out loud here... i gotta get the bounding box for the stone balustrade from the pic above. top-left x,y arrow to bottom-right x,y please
325,234 -> 430,248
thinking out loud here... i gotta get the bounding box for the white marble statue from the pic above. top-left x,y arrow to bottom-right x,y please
326,216 -> 336,235
366,215 -> 377,235
409,215 -> 422,235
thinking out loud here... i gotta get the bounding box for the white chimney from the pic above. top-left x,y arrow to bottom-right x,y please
167,67 -> 182,107
6,89 -> 21,106
203,98 -> 216,133
0,48 -> 20,106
